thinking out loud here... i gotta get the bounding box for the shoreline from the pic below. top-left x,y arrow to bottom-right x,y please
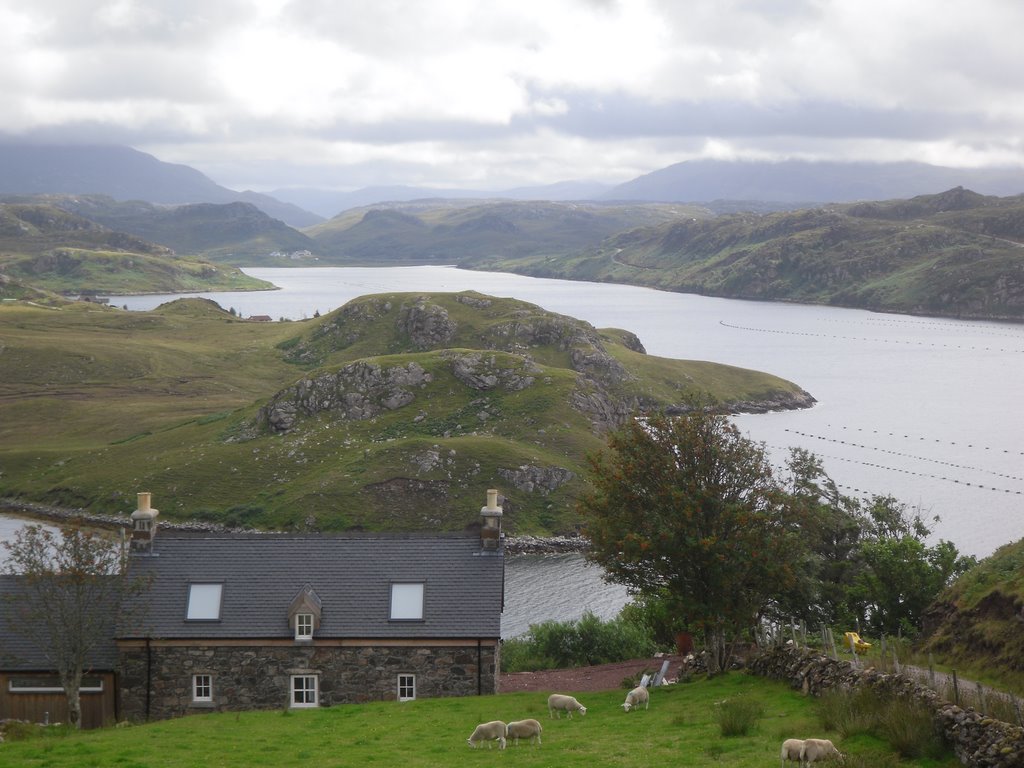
0,499 -> 589,555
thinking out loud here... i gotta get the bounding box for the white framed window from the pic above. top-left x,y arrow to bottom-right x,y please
389,582 -> 424,620
193,674 -> 213,702
295,613 -> 314,640
397,674 -> 416,702
186,583 -> 223,620
290,675 -> 318,708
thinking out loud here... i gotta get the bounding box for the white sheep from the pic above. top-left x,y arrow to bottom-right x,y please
505,718 -> 543,746
621,685 -> 649,712
780,738 -> 805,768
800,738 -> 843,766
467,720 -> 507,749
547,693 -> 587,719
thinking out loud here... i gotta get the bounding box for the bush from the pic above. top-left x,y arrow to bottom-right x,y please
500,637 -> 557,673
815,687 -> 950,761
877,698 -> 945,759
501,611 -> 657,672
618,593 -> 686,649
716,696 -> 764,737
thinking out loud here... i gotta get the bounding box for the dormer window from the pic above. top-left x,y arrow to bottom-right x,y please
288,584 -> 322,641
295,613 -> 314,640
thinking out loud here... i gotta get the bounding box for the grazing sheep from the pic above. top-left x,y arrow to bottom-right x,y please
467,720 -> 507,749
780,738 -> 805,768
505,718 -> 543,746
547,693 -> 587,719
800,738 -> 843,766
622,685 -> 650,712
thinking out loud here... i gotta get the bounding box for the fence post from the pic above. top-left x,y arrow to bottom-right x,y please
1013,694 -> 1023,727
952,669 -> 960,706
849,633 -> 858,667
976,682 -> 986,715
928,653 -> 936,689
893,644 -> 900,675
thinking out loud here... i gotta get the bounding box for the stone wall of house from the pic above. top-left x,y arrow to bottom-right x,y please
750,647 -> 1024,768
119,642 -> 498,721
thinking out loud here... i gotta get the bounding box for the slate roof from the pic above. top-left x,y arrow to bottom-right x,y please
0,575 -> 119,671
119,531 -> 504,640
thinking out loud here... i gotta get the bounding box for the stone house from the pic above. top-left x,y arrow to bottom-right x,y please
1,491 -> 506,725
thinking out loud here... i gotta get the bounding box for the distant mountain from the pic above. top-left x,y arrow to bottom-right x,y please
0,143 -> 323,228
604,159 -> 1024,204
307,200 -> 697,263
271,180 -> 613,218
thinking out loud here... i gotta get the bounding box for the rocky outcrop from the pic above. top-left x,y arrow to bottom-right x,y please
258,361 -> 431,433
397,297 -> 456,349
751,646 -> 1024,768
445,351 -> 541,391
569,387 -> 641,432
497,465 -> 574,495
718,389 -> 818,414
504,535 -> 589,554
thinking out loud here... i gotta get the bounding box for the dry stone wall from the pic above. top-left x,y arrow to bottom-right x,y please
750,647 -> 1024,768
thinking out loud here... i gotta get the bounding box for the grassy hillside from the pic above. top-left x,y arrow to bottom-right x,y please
0,292 -> 810,534
0,674 -> 954,768
0,202 -> 273,295
476,188 -> 1024,321
307,200 -> 703,264
923,537 -> 1024,684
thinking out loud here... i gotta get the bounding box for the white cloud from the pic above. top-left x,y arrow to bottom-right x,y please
2,0 -> 1024,189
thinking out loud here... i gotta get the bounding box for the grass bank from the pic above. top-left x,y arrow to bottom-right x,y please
0,674 -> 955,768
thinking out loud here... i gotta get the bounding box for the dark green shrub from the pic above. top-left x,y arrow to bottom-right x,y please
618,592 -> 686,649
501,611 -> 656,672
500,636 -> 556,673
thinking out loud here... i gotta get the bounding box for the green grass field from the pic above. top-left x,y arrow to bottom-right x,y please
0,674 -> 957,768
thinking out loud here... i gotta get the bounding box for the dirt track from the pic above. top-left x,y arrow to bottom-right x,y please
499,655 -> 685,694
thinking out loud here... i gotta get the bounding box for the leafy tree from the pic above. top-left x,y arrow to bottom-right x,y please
579,409 -> 804,674
847,497 -> 976,637
1,521 -> 147,728
774,448 -> 865,628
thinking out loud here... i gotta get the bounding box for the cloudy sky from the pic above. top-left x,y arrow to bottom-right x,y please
3,0 -> 1023,192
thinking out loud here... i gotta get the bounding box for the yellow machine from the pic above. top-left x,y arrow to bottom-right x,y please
843,631 -> 872,654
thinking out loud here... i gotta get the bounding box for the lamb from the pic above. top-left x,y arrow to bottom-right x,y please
800,738 -> 843,766
467,720 -> 507,749
505,718 -> 543,746
622,685 -> 649,712
780,738 -> 805,768
547,693 -> 587,719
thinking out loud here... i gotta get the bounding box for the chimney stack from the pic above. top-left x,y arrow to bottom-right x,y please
480,489 -> 503,550
130,492 -> 159,552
